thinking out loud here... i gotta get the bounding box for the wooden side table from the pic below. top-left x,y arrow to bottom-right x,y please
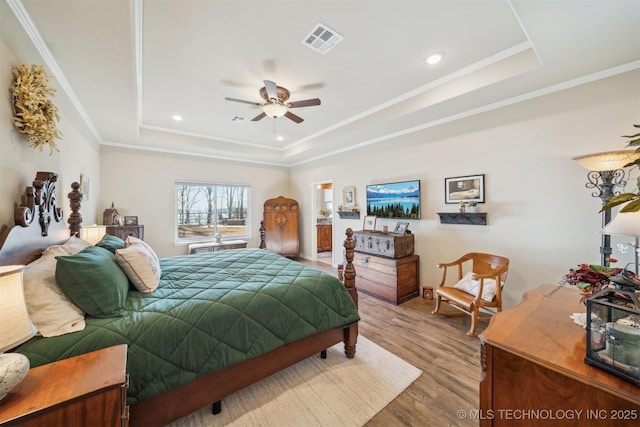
0,345 -> 129,427
106,225 -> 144,241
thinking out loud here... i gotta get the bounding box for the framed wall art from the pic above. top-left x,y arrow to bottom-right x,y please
366,179 -> 420,219
445,174 -> 485,204
343,186 -> 356,208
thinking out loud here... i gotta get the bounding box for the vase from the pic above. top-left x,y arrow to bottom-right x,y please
0,353 -> 30,400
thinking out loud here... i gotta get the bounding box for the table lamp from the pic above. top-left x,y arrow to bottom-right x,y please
79,224 -> 107,245
600,208 -> 640,274
0,265 -> 36,400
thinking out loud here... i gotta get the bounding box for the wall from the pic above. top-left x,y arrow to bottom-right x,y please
290,70 -> 640,308
100,146 -> 290,257
0,2 -> 101,235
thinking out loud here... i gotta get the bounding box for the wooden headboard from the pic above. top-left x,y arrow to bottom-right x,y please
0,172 -> 80,266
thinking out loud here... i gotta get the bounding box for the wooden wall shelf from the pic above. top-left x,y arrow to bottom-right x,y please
437,212 -> 487,225
337,210 -> 360,219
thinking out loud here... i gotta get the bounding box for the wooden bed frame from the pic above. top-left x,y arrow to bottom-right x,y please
0,172 -> 359,427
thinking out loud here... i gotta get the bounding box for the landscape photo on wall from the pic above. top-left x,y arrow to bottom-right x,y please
366,180 -> 421,219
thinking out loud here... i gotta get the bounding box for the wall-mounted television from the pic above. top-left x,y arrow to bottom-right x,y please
366,180 -> 421,219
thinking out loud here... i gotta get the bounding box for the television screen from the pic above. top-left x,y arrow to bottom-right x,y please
366,180 -> 421,219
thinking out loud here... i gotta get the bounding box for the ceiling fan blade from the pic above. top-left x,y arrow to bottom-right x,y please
225,97 -> 262,106
251,112 -> 267,122
288,98 -> 321,108
284,111 -> 304,123
264,80 -> 279,101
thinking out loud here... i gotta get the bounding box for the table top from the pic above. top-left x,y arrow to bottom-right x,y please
481,285 -> 639,405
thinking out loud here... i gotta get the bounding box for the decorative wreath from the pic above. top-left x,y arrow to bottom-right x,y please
9,64 -> 61,154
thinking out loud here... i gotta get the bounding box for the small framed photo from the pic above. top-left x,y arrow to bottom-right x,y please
343,186 -> 356,208
394,221 -> 409,234
445,174 -> 485,204
124,216 -> 138,226
363,215 -> 377,231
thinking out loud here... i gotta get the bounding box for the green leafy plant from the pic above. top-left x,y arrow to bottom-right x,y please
467,201 -> 478,207
319,208 -> 331,217
600,124 -> 640,213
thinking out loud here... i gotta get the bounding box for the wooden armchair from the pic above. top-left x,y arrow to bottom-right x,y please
430,252 -> 509,337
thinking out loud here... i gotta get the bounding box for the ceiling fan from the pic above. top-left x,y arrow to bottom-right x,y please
225,80 -> 321,123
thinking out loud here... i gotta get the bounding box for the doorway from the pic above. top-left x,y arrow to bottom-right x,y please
312,180 -> 333,266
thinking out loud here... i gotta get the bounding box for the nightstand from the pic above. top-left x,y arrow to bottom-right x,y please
0,345 -> 129,426
106,225 -> 144,241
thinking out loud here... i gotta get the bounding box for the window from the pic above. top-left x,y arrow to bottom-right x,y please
175,181 -> 250,242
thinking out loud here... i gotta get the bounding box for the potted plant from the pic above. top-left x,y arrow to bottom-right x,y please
601,124 -> 640,212
466,201 -> 479,213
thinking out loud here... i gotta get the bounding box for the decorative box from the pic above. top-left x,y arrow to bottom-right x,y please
585,284 -> 640,387
353,230 -> 414,259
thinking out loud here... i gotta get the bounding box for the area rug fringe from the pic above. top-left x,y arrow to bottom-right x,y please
168,336 -> 422,427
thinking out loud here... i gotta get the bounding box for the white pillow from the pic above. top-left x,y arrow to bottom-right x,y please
453,271 -> 499,302
23,246 -> 86,337
116,237 -> 160,292
42,236 -> 91,256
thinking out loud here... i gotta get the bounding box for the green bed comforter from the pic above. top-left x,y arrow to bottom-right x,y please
16,248 -> 359,404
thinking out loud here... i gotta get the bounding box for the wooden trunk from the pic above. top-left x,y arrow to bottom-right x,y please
106,225 -> 144,241
262,196 -> 299,258
353,231 -> 414,258
353,252 -> 419,304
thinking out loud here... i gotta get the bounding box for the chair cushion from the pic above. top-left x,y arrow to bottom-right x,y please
453,271 -> 498,302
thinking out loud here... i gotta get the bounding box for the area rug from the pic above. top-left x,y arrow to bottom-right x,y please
168,336 -> 422,427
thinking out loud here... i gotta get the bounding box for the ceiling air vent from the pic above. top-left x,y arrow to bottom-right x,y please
302,23 -> 343,54
231,115 -> 246,123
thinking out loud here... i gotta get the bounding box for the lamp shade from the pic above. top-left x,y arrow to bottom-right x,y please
600,209 -> 640,238
0,265 -> 36,353
262,102 -> 288,118
573,150 -> 637,171
80,225 -> 107,245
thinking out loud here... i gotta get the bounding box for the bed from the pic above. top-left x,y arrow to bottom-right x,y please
0,172 -> 359,426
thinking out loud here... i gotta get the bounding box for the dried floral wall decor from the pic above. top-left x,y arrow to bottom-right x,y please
9,64 -> 62,154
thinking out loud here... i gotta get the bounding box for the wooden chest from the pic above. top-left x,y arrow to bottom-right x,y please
354,252 -> 419,304
353,230 -> 414,258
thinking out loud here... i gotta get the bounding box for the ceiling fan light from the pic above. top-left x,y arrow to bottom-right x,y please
262,102 -> 288,118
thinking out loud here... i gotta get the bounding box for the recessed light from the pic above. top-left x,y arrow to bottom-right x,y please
425,52 -> 444,65
276,136 -> 284,141
172,114 -> 183,121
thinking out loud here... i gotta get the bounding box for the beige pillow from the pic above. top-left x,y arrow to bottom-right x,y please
23,246 -> 86,337
116,237 -> 160,292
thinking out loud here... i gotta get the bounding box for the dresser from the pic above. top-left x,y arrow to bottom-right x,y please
106,225 -> 144,241
0,345 -> 129,426
262,196 -> 299,258
480,285 -> 639,427
353,230 -> 419,304
317,224 -> 332,252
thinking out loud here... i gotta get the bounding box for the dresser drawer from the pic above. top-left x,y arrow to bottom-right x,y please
354,253 -> 419,304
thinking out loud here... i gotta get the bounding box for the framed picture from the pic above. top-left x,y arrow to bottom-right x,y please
80,174 -> 90,201
343,186 -> 356,208
445,174 -> 485,204
366,179 -> 420,219
363,215 -> 377,231
394,221 -> 409,234
124,216 -> 138,226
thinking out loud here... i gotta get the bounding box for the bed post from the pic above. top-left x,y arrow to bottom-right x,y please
258,220 -> 266,249
67,181 -> 83,237
342,227 -> 358,358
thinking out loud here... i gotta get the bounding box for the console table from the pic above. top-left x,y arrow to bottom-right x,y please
480,285 -> 639,427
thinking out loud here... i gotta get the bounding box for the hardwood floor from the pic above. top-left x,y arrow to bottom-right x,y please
299,259 -> 483,427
